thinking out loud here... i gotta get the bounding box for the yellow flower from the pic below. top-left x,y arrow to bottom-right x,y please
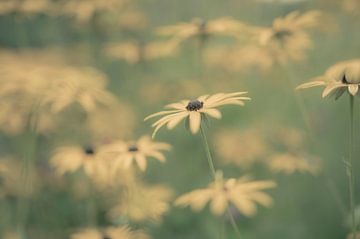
175,171 -> 276,216
103,136 -> 171,171
104,41 -> 177,64
108,183 -> 173,222
157,17 -> 247,48
71,226 -> 150,239
145,92 -> 250,137
213,128 -> 268,168
296,59 -> 360,99
0,0 -> 50,16
41,66 -> 115,113
253,10 -> 321,63
50,145 -> 110,185
268,153 -> 322,175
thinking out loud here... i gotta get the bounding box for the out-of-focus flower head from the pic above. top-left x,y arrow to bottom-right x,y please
50,145 -> 111,187
175,171 -> 276,216
0,49 -> 116,135
108,182 -> 173,223
267,126 -> 322,175
213,128 -> 268,168
156,17 -> 248,50
0,0 -> 51,16
0,157 -> 40,198
253,10 -> 322,64
3,231 -> 21,239
205,45 -> 274,74
268,153 -> 322,175
145,92 -> 250,137
104,40 -> 177,64
103,136 -> 171,171
297,59 -> 360,99
71,226 -> 151,239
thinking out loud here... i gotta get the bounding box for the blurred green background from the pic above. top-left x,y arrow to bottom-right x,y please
0,0 -> 360,238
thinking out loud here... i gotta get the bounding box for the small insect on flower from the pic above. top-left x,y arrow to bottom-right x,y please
103,136 -> 171,171
145,92 -> 250,137
175,171 -> 276,217
296,59 -> 360,99
71,226 -> 150,239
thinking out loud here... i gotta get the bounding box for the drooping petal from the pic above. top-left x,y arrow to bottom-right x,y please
189,112 -> 201,134
348,84 -> 359,96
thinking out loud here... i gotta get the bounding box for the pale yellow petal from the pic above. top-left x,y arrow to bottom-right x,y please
189,112 -> 201,134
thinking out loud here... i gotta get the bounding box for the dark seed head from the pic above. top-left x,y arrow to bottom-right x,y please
84,146 -> 95,155
186,100 -> 204,111
102,235 -> 111,239
128,146 -> 139,152
342,74 -> 348,84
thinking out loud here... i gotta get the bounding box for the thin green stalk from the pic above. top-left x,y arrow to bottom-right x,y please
16,129 -> 38,239
280,63 -> 347,215
199,125 -> 241,238
348,95 -> 356,239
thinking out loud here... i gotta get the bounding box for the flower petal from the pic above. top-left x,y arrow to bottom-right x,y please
189,112 -> 201,134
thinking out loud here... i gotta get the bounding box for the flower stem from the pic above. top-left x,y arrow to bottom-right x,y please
199,125 -> 241,238
16,129 -> 38,239
281,63 -> 347,215
348,95 -> 356,239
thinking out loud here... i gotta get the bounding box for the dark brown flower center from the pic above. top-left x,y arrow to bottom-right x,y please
128,146 -> 139,152
186,100 -> 204,111
84,146 -> 95,155
102,234 -> 111,239
273,29 -> 292,41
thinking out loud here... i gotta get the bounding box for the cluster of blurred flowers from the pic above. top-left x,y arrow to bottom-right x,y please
214,125 -> 322,175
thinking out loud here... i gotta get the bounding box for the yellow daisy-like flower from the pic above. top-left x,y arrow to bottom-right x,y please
108,183 -> 173,222
103,136 -> 171,171
50,145 -> 109,184
71,226 -> 150,239
296,59 -> 360,99
268,153 -> 322,175
145,92 -> 250,137
175,171 -> 276,216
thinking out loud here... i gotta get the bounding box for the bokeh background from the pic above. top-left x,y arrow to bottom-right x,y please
0,0 -> 359,238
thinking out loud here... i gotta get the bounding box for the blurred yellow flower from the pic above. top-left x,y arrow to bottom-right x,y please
268,153 -> 322,175
145,92 -> 250,137
0,0 -> 50,16
253,10 -> 321,63
205,45 -> 274,73
103,136 -> 171,171
50,145 -> 109,183
157,17 -> 247,48
108,183 -> 173,223
0,49 -> 116,134
175,171 -> 276,216
297,59 -> 360,99
214,128 -> 268,168
55,0 -> 129,23
3,231 -> 21,239
41,66 -> 115,113
71,226 -> 150,239
104,41 -> 177,64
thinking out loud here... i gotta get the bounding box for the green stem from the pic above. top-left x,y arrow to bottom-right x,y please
199,125 -> 241,238
281,63 -> 347,215
348,95 -> 356,239
16,129 -> 38,239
